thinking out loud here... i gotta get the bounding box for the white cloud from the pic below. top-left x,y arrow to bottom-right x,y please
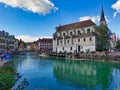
111,0 -> 120,17
113,12 -> 118,17
15,35 -> 52,42
79,15 -> 110,23
79,16 -> 100,23
0,0 -> 58,15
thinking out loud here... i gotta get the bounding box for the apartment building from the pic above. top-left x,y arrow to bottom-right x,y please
0,31 -> 18,53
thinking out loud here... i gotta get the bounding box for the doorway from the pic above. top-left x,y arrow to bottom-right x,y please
78,45 -> 81,52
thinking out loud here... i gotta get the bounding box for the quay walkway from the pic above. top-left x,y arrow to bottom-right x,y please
50,51 -> 120,61
0,54 -> 4,67
75,52 -> 120,61
0,60 -> 4,67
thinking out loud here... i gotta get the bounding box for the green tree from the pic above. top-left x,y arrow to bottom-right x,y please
96,24 -> 109,51
0,61 -> 16,90
18,39 -> 26,48
116,40 -> 120,49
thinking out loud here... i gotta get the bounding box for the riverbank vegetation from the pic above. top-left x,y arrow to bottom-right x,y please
0,61 -> 16,90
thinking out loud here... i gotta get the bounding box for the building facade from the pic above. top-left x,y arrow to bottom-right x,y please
37,38 -> 53,53
53,6 -> 117,53
0,31 -> 18,53
53,20 -> 97,53
19,43 -> 26,52
108,33 -> 116,50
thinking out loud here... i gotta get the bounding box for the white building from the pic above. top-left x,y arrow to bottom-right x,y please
53,20 -> 97,53
53,6 -> 117,53
0,31 -> 18,53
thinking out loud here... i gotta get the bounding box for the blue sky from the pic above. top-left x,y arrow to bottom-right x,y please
0,0 -> 120,42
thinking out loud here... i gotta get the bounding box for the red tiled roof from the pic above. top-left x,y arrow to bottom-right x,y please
38,38 -> 53,42
65,36 -> 71,39
56,20 -> 96,32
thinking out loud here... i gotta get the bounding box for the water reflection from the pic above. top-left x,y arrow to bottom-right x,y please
109,68 -> 120,90
53,60 -> 120,90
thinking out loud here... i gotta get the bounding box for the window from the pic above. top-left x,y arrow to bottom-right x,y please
63,33 -> 65,36
84,38 -> 86,42
63,47 -> 64,50
67,40 -> 69,43
78,30 -> 81,35
70,47 -> 72,50
61,40 -> 62,44
56,47 -> 57,52
90,37 -> 92,41
78,39 -> 80,42
87,29 -> 90,33
70,32 -> 72,35
57,39 -> 59,45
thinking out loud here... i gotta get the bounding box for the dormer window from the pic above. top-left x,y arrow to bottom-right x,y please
78,30 -> 81,35
63,33 -> 65,36
70,32 -> 73,36
87,29 -> 90,33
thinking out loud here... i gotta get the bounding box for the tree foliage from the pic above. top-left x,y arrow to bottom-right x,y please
116,40 -> 120,49
18,39 -> 26,48
0,61 -> 16,90
96,24 -> 109,51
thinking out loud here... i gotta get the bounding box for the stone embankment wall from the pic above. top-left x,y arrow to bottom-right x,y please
66,52 -> 120,61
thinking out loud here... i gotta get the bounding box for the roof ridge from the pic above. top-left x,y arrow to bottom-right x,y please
60,20 -> 93,27
56,20 -> 96,32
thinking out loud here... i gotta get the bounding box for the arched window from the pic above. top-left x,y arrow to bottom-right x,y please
84,38 -> 86,42
67,40 -> 69,43
63,47 -> 64,50
90,37 -> 92,41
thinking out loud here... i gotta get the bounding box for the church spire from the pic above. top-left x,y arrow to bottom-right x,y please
99,5 -> 106,25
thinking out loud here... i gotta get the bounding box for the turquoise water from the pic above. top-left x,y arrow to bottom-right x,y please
12,52 -> 120,90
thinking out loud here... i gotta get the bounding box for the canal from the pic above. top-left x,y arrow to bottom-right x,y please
12,52 -> 120,90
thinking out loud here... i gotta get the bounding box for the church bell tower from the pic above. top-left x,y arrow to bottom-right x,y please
99,6 -> 106,26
